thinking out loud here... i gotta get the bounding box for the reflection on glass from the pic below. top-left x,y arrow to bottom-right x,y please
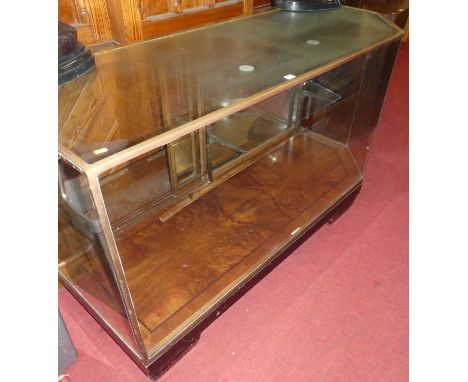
58,7 -> 399,164
170,132 -> 202,188
301,57 -> 364,144
206,90 -> 296,171
302,80 -> 341,119
99,147 -> 172,227
99,132 -> 205,232
347,41 -> 400,170
58,161 -> 137,351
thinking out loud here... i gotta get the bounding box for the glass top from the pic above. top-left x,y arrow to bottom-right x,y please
58,7 -> 399,164
357,0 -> 408,15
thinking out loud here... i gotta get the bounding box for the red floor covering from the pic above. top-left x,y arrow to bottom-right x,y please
59,43 -> 409,382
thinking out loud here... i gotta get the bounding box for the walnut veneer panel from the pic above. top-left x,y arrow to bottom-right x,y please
59,0 -> 112,45
114,130 -> 361,351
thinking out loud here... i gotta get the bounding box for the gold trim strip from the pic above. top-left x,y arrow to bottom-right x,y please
86,174 -> 150,361
58,273 -> 143,363
58,144 -> 92,172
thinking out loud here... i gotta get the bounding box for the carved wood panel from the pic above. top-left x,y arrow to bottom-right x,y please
59,0 -> 256,45
58,0 -> 112,45
104,0 -> 249,43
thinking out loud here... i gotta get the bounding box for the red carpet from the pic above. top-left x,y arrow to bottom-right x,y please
59,43 -> 408,382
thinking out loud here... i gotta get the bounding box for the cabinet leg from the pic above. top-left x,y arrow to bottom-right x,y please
147,334 -> 200,380
327,185 -> 361,225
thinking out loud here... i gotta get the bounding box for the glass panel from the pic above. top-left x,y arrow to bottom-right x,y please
347,41 -> 400,171
171,132 -> 202,187
99,146 -> 173,227
302,80 -> 341,119
207,89 -> 297,171
301,56 -> 364,144
100,132 -> 205,232
58,7 -> 400,163
58,160 -> 138,352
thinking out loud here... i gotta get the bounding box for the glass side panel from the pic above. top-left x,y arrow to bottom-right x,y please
347,41 -> 400,171
100,131 -> 207,232
207,89 -> 297,172
302,80 -> 341,119
301,56 -> 365,144
99,146 -> 173,227
58,161 -> 138,352
172,132 -> 201,186
58,7 -> 400,163
300,42 -> 400,171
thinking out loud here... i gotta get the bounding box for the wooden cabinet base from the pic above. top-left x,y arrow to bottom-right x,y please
145,185 -> 362,380
62,183 -> 361,380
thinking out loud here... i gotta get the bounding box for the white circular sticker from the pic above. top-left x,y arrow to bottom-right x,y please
239,64 -> 255,72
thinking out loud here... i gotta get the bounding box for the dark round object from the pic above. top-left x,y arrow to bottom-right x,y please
58,20 -> 95,85
273,0 -> 341,12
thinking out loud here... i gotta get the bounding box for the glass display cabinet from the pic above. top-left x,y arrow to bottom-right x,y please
58,6 -> 402,379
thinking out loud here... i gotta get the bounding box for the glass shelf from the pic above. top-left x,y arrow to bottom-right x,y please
302,80 -> 342,119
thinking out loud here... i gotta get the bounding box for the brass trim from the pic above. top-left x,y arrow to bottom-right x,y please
166,142 -> 180,191
58,273 -> 144,363
86,174 -> 150,361
58,144 -> 92,173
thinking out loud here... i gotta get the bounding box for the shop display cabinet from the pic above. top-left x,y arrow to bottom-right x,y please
58,6 -> 402,379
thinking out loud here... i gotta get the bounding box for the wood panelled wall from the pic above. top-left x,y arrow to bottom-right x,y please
59,0 -> 271,46
58,0 -> 113,45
